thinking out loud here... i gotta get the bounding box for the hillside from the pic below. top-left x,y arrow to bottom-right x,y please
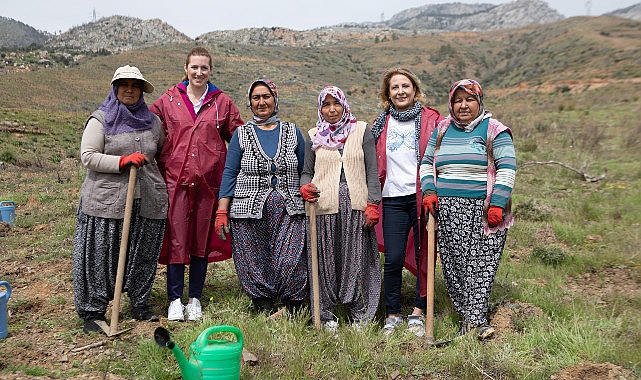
1,16 -> 639,124
0,16 -> 49,48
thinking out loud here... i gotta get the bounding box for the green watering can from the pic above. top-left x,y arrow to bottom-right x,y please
154,325 -> 243,380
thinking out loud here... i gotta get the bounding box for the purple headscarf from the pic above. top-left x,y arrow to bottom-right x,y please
311,86 -> 357,151
98,84 -> 155,135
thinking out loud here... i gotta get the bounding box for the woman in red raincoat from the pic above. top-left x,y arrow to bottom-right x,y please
150,47 -> 244,322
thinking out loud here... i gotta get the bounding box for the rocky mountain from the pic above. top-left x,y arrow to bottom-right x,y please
0,16 -> 50,48
605,3 -> 641,21
385,0 -> 563,31
44,16 -> 191,53
197,0 -> 562,46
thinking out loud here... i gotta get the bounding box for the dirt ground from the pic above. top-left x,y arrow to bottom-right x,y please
0,168 -> 639,379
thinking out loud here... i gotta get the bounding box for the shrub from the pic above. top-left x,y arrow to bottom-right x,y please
530,245 -> 568,267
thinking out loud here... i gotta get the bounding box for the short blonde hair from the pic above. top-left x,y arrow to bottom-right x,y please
378,67 -> 427,110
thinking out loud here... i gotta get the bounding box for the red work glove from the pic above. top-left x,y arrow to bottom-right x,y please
363,203 -> 379,228
487,206 -> 504,227
422,193 -> 438,216
300,183 -> 320,202
214,210 -> 230,241
119,152 -> 148,169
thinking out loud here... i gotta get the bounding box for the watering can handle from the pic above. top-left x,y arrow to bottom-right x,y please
195,325 -> 243,347
0,281 -> 10,299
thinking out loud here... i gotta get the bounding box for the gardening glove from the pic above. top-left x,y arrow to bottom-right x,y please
363,203 -> 380,228
214,210 -> 230,241
300,183 -> 320,203
422,192 -> 438,217
119,152 -> 148,169
487,206 -> 504,227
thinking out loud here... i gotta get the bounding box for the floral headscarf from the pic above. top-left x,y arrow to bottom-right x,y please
247,78 -> 280,127
311,86 -> 358,150
448,78 -> 487,130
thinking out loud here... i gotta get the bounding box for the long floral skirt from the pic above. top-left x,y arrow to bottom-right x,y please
231,191 -> 308,302
307,182 -> 381,323
72,199 -> 166,320
437,196 -> 507,327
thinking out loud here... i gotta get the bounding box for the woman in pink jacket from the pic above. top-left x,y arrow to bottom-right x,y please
150,47 -> 244,322
372,67 -> 444,337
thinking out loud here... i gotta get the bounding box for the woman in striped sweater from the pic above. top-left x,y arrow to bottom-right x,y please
419,79 -> 516,340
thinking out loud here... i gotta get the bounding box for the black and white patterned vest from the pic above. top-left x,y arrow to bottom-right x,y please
230,121 -> 304,219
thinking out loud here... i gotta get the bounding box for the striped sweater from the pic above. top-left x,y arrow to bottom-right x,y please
419,117 -> 516,209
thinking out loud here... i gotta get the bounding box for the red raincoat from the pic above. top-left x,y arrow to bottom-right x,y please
151,82 -> 244,265
374,106 -> 444,298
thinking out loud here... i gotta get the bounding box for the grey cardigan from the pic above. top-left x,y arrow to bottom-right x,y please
79,110 -> 168,219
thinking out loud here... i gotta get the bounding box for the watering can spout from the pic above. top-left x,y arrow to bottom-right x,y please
154,327 -> 203,380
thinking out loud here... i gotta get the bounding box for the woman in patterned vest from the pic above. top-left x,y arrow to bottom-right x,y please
299,86 -> 382,332
216,79 -> 308,315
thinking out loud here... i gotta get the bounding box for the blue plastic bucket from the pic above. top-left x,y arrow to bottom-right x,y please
0,201 -> 16,226
0,281 -> 11,339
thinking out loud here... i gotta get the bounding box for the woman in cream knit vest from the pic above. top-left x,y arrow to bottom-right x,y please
300,86 -> 382,331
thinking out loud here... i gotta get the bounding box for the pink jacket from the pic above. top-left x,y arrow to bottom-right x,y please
151,83 -> 244,264
374,106 -> 444,298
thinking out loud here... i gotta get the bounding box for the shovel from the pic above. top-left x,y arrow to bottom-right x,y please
425,212 -> 457,347
425,212 -> 436,344
95,166 -> 137,337
308,202 -> 321,329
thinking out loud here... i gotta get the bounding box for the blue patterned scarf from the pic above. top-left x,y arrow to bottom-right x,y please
371,101 -> 423,162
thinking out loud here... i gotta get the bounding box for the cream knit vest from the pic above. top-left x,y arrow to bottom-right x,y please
307,121 -> 368,215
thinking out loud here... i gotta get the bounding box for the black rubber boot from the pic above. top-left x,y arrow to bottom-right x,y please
284,299 -> 306,316
132,307 -> 159,322
252,297 -> 275,315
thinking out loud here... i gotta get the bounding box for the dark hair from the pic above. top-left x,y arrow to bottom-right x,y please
377,67 -> 427,110
181,47 -> 213,82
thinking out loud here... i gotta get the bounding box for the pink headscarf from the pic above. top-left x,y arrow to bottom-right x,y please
311,86 -> 357,150
448,78 -> 486,128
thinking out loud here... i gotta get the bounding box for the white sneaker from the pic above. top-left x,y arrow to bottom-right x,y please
407,314 -> 426,338
185,298 -> 202,321
167,299 -> 185,321
383,316 -> 404,336
324,320 -> 339,333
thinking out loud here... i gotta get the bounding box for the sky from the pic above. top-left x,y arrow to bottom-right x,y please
2,0 -> 639,39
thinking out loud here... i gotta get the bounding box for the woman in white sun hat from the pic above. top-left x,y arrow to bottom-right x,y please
73,65 -> 168,333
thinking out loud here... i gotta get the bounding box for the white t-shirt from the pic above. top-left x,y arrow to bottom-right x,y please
382,117 -> 417,197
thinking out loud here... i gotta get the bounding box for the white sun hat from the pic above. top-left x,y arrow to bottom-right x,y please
111,65 -> 154,93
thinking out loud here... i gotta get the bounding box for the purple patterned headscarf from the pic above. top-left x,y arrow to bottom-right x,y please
311,86 -> 357,151
98,84 -> 155,135
448,78 -> 486,129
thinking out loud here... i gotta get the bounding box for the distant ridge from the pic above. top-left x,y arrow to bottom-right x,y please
0,16 -> 50,48
605,3 -> 641,21
1,0 -> 640,51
